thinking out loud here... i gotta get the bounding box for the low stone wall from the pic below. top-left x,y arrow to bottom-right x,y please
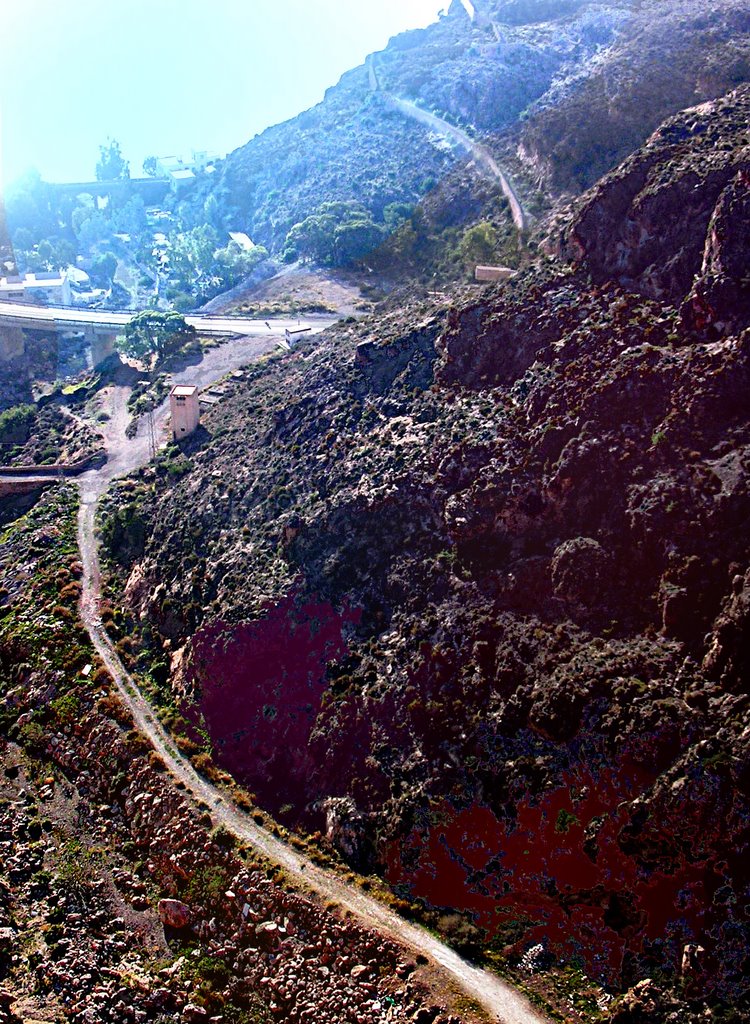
0,453 -> 104,478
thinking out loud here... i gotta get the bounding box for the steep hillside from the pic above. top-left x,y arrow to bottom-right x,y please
519,0 -> 750,193
191,0 -> 629,253
191,0 -> 750,266
102,87 -> 750,1017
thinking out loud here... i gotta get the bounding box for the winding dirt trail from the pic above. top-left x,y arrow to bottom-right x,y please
66,337 -> 549,1024
386,97 -> 530,234
366,53 -> 530,234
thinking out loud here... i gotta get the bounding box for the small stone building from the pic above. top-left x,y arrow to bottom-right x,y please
170,385 -> 200,440
475,265 -> 516,283
285,325 -> 313,347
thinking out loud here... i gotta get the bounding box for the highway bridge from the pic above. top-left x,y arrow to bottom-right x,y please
0,300 -> 337,366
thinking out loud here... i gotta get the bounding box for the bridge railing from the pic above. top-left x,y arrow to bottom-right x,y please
0,300 -> 284,321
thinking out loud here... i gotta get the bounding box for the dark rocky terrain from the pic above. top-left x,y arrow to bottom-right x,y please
0,488 -> 466,1024
100,82 -> 750,1019
2,2 -> 750,1022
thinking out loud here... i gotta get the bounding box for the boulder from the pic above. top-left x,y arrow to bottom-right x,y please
157,898 -> 192,929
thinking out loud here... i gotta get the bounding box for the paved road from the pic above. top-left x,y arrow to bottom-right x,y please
0,299 -> 338,339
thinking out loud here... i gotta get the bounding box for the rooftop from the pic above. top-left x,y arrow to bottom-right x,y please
172,385 -> 198,397
0,271 -> 68,290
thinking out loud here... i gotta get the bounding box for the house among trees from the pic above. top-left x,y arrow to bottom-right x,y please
0,270 -> 72,305
170,385 -> 200,440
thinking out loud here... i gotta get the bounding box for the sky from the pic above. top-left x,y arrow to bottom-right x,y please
0,0 -> 442,188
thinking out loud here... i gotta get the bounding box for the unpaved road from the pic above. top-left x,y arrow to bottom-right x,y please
367,52 -> 529,234
9,330 -> 548,1023
386,97 -> 530,234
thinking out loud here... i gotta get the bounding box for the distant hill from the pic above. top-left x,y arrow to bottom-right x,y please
193,0 -> 750,265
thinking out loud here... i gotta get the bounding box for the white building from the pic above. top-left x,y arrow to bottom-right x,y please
285,325 -> 313,347
0,271 -> 72,305
155,150 -> 219,191
475,265 -> 516,283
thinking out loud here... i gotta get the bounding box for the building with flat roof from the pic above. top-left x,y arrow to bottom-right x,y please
0,271 -> 72,305
285,325 -> 313,347
475,265 -> 516,283
155,150 -> 218,192
170,384 -> 200,440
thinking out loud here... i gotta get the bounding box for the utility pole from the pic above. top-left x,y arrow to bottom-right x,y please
147,407 -> 157,461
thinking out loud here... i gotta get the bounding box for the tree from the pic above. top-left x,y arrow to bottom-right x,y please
283,213 -> 337,264
50,238 -> 76,269
142,156 -> 158,177
96,138 -> 130,181
459,221 -> 498,270
12,227 -> 33,252
112,196 -> 147,238
90,252 -> 118,288
120,310 -> 196,363
5,169 -> 56,239
283,201 -> 384,267
76,210 -> 113,251
333,219 -> 384,265
383,202 -> 414,232
214,240 -> 268,288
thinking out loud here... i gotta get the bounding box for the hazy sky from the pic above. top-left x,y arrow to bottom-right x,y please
0,0 -> 442,187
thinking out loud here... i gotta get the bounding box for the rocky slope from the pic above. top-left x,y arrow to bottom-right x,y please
0,487 -> 471,1024
103,86 -> 750,1017
518,0 -> 750,194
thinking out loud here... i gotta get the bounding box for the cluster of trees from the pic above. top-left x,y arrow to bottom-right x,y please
5,149 -> 149,288
164,224 -> 268,310
282,201 -> 413,267
5,138 -> 271,311
96,139 -> 130,182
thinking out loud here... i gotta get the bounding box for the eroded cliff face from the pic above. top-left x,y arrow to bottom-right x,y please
553,86 -> 750,305
105,89 -> 750,1003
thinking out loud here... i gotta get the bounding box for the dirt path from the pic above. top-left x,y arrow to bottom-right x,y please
366,52 -> 529,235
63,336 -> 549,1024
386,97 -> 530,234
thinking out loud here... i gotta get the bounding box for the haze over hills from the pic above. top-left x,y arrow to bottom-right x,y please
0,2 -> 749,1024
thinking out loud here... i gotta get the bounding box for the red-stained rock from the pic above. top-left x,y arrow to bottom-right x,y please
157,899 -> 193,929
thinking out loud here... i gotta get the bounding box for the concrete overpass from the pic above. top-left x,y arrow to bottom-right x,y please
0,300 -> 338,366
47,177 -> 171,205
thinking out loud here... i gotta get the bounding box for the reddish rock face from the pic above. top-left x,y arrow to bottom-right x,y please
384,758 -> 736,989
182,592 -> 360,819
